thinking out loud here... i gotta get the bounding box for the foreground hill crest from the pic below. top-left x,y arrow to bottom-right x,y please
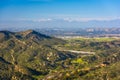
0,30 -> 51,41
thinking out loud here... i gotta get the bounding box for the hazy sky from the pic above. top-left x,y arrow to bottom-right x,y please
0,0 -> 120,21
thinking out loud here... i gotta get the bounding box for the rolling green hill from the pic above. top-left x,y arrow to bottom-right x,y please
0,30 -> 78,79
0,30 -> 120,80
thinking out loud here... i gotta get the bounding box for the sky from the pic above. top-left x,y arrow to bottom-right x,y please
0,0 -> 120,21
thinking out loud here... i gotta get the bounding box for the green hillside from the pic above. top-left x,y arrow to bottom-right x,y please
0,30 -> 120,80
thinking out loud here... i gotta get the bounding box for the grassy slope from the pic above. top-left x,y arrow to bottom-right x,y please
42,37 -> 120,80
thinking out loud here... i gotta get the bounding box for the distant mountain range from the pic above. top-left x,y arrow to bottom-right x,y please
0,19 -> 120,31
35,27 -> 120,37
